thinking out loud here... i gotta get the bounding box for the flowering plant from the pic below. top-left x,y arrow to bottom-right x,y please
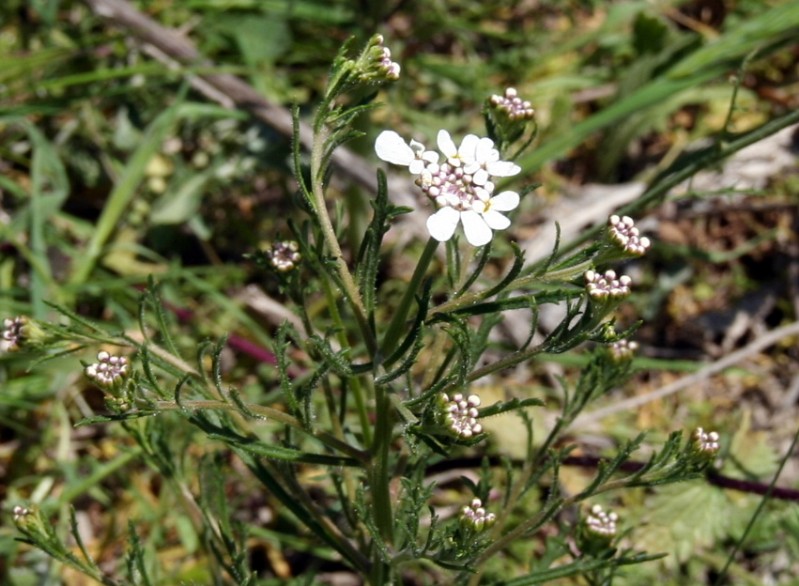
5,34 -> 746,586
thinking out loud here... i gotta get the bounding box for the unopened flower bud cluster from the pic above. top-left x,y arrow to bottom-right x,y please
585,269 -> 632,299
608,215 -> 650,256
489,87 -> 535,121
439,392 -> 483,438
268,240 -> 301,272
375,36 -> 401,80
585,504 -> 618,537
85,351 -> 129,388
13,505 -> 32,522
1,316 -> 26,352
694,427 -> 720,455
359,34 -> 400,82
609,338 -> 638,361
460,498 -> 496,532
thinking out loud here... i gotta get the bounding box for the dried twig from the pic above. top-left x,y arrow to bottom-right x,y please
573,320 -> 799,428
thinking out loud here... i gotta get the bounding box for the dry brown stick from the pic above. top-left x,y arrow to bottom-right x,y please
82,0 -> 393,195
572,319 -> 799,429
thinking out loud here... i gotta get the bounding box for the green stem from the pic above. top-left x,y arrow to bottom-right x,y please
459,342 -> 547,389
319,275 -> 373,447
380,237 -> 438,360
370,385 -> 394,538
310,125 -> 377,357
429,258 -> 592,318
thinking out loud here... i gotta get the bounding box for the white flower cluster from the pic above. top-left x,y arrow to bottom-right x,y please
609,338 -> 639,361
694,427 -> 720,454
85,351 -> 129,388
608,215 -> 650,256
489,87 -> 535,121
440,392 -> 483,438
268,240 -> 301,272
375,129 -> 521,246
1,316 -> 26,352
460,497 -> 496,532
585,269 -> 632,299
585,504 -> 618,537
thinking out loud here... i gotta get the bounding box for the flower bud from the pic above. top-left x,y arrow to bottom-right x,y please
607,215 -> 651,256
268,240 -> 301,272
85,351 -> 130,389
460,498 -> 496,532
439,392 -> 483,439
585,269 -> 632,299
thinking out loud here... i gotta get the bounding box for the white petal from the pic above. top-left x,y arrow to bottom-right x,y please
421,150 -> 440,164
461,210 -> 492,246
458,135 -> 479,161
475,185 -> 492,201
463,162 -> 481,175
475,138 -> 496,163
487,160 -> 521,177
409,139 -> 426,153
375,131 -> 415,166
482,210 -> 510,230
437,130 -> 457,158
472,168 -> 489,186
426,207 -> 460,242
490,191 -> 520,211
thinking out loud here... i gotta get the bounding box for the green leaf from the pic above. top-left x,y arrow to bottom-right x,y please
210,434 -> 360,467
478,397 -> 545,418
634,482 -> 737,565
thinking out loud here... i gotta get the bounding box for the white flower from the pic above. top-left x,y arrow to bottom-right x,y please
375,129 -> 521,246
